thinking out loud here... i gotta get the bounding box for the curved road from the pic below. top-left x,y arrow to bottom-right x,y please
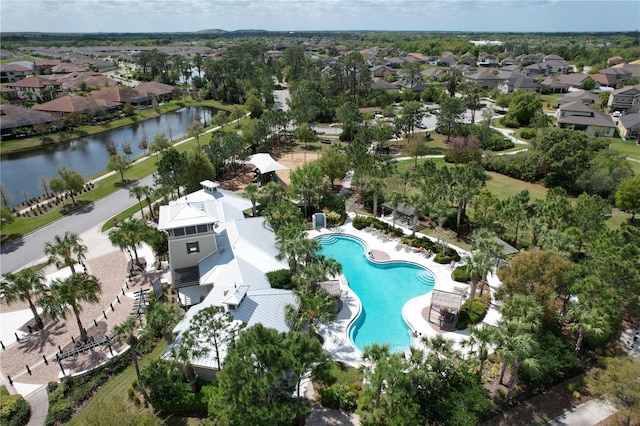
0,174 -> 155,275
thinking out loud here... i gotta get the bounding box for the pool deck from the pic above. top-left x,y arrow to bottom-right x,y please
309,214 -> 503,367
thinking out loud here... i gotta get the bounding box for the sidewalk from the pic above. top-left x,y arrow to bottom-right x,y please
544,399 -> 617,426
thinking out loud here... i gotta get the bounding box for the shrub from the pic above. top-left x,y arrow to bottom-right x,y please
453,266 -> 470,283
456,296 -> 489,330
318,383 -> 361,412
401,236 -> 436,251
266,269 -> 294,290
500,116 -> 520,128
433,247 -> 461,264
520,128 -> 537,140
0,393 -> 31,426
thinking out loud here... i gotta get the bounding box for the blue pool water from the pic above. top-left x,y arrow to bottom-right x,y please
317,234 -> 435,352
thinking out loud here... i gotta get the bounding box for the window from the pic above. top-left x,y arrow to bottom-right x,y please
186,226 -> 197,235
174,228 -> 185,236
197,224 -> 208,233
186,242 -> 199,254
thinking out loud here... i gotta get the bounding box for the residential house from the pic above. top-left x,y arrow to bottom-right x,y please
383,57 -> 406,69
0,63 -> 32,83
542,55 -> 570,73
6,75 -> 62,102
556,74 -> 597,89
556,101 -> 616,137
134,81 -> 176,103
500,64 -> 523,73
372,77 -> 399,90
420,68 -> 443,81
517,53 -> 545,64
617,113 -> 640,140
597,66 -> 633,85
50,63 -> 89,74
32,94 -> 119,117
607,85 -> 640,114
91,86 -> 153,109
464,68 -> 504,90
497,71 -> 540,94
607,56 -> 626,66
557,89 -> 602,107
370,65 -> 395,79
612,61 -> 640,79
33,59 -> 61,74
457,53 -> 477,67
0,86 -> 24,105
540,76 -> 571,94
592,73 -> 626,89
523,62 -> 550,76
0,104 -> 58,138
438,52 -> 457,67
478,52 -> 499,67
406,53 -> 432,64
159,180 -> 297,380
48,71 -> 117,91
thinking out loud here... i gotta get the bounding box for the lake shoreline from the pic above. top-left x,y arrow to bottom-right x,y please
0,98 -> 229,157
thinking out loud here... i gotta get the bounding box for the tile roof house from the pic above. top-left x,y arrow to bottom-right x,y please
607,85 -> 640,114
90,86 -> 152,108
420,68 -> 443,81
134,81 -> 176,103
597,66 -> 633,85
48,71 -> 117,91
50,63 -> 89,74
592,73 -> 626,89
6,75 -> 62,102
0,63 -> 32,83
32,94 -> 119,117
556,101 -> 616,137
33,59 -> 61,74
0,104 -> 58,138
0,86 -> 24,105
158,180 -> 297,380
370,65 -> 395,79
617,113 -> 640,140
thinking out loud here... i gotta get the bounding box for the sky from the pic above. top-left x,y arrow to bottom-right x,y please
1,0 -> 638,33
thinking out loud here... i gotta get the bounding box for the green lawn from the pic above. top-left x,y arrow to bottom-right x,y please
66,340 -> 168,426
608,138 -> 640,161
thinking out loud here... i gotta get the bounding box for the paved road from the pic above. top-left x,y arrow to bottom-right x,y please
0,174 -> 155,275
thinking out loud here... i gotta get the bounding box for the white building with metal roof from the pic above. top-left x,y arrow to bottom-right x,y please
159,180 -> 297,379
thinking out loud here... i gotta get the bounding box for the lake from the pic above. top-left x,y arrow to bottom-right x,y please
1,106 -> 216,207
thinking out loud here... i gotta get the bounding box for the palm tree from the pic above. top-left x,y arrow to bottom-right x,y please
422,334 -> 455,372
113,317 -> 143,381
285,288 -> 336,339
44,231 -> 87,275
140,185 -> 156,221
263,200 -> 300,233
145,301 -> 183,343
464,324 -> 495,376
503,325 -> 541,400
1,269 -> 47,329
365,178 -> 386,218
471,228 -> 503,295
275,225 -> 319,274
567,303 -> 610,353
42,273 -> 102,342
361,343 -> 392,405
108,218 -> 154,267
129,185 -> 147,218
500,294 -> 544,332
243,183 -> 259,217
464,251 -> 491,313
387,190 -> 404,228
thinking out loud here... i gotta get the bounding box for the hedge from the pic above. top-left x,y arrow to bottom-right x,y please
456,296 -> 489,330
266,269 -> 294,290
0,393 -> 31,426
452,266 -> 470,283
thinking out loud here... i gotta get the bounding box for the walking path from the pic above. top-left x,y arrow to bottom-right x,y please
543,399 -> 617,426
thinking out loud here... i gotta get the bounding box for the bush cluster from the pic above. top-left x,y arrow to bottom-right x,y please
401,235 -> 436,251
352,216 -> 404,237
0,392 -> 31,426
456,296 -> 489,330
452,266 -> 471,283
318,383 -> 362,412
266,269 -> 294,290
45,333 -> 156,425
433,247 -> 461,264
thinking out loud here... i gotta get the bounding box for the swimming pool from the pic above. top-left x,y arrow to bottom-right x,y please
317,234 -> 435,352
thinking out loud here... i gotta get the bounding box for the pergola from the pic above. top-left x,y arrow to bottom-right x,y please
428,289 -> 463,330
246,153 -> 288,186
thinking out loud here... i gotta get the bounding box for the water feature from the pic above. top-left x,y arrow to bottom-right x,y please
1,106 -> 216,206
317,234 -> 435,352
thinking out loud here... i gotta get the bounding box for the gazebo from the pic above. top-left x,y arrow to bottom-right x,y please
246,153 -> 288,186
428,289 -> 463,330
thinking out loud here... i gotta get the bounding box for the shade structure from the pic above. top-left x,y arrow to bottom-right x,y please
246,153 -> 288,174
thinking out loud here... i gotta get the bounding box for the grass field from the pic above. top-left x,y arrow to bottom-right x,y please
66,340 -> 168,426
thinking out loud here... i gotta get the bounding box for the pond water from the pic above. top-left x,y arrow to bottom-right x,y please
1,106 -> 216,206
